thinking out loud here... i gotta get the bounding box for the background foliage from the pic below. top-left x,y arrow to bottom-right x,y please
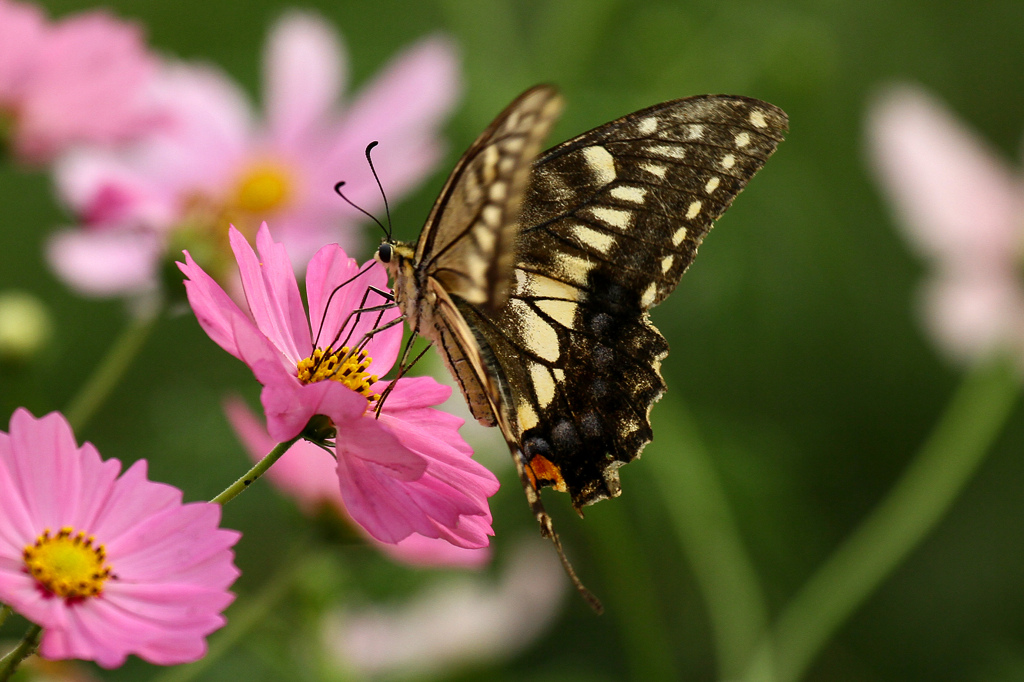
4,0 -> 1024,680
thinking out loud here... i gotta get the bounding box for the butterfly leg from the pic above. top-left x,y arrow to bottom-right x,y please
510,445 -> 604,614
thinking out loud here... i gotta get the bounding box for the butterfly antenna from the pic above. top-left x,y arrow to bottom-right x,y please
334,181 -> 390,239
364,141 -> 393,240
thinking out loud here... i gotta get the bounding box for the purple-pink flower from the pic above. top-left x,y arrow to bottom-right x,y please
0,409 -> 240,668
49,11 -> 460,297
225,397 -> 491,568
0,0 -> 163,164
178,223 -> 498,549
867,84 -> 1024,364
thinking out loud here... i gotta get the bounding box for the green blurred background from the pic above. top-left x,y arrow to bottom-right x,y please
4,0 -> 1024,680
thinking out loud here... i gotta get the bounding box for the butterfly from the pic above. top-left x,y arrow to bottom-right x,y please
375,85 -> 787,609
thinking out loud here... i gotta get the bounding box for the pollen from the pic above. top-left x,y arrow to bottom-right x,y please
234,162 -> 293,214
296,346 -> 381,401
22,527 -> 113,602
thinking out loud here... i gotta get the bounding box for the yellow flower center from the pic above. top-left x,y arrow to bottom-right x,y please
296,346 -> 381,401
233,162 -> 293,214
22,527 -> 113,601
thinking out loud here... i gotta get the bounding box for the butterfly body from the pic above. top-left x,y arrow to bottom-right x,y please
377,86 -> 786,605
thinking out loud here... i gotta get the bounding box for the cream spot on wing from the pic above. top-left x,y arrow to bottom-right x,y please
536,299 -> 578,328
686,124 -> 705,140
498,156 -> 515,174
474,222 -> 497,251
610,185 -> 647,203
650,144 -> 687,160
582,146 -> 616,185
553,252 -> 595,286
511,299 -> 560,362
502,135 -> 525,153
721,153 -> 736,169
488,181 -> 507,202
516,269 -> 582,300
704,176 -> 720,194
571,223 -> 617,254
641,162 -> 667,178
482,204 -> 501,226
553,368 -> 565,381
749,110 -> 768,128
641,282 -> 658,308
735,132 -> 750,147
672,226 -> 688,245
637,117 -> 658,134
660,255 -> 674,274
481,145 -> 500,183
531,363 -> 556,408
517,400 -> 539,432
466,254 -> 488,282
585,206 -> 632,230
686,200 -> 702,219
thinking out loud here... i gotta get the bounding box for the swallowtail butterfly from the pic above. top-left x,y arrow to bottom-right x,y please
376,86 -> 787,608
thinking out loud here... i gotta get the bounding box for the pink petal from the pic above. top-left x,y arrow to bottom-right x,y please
231,225 -> 310,364
264,10 -> 346,147
867,84 -> 1023,264
0,0 -> 46,102
178,250 -> 260,361
224,397 -> 489,567
919,268 -> 1024,363
47,228 -> 161,297
305,244 -> 401,375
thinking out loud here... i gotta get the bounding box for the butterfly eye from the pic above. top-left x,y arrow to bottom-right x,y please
376,243 -> 393,264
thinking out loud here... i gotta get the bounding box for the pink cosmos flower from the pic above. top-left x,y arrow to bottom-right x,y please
49,11 -> 460,297
224,397 -> 490,568
0,0 -> 163,164
0,409 -> 240,668
867,84 -> 1024,364
178,223 -> 498,548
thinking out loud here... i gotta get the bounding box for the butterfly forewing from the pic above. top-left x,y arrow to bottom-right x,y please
417,86 -> 564,313
459,95 -> 788,508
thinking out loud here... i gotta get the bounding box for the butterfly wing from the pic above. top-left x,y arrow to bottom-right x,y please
415,85 -> 564,313
456,95 -> 789,509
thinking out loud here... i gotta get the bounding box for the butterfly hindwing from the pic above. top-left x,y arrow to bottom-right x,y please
457,95 -> 789,509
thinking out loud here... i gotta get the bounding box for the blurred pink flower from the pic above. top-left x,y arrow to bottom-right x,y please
179,224 -> 498,548
0,0 -> 163,164
867,84 -> 1024,363
0,409 -> 240,668
324,538 -> 566,678
224,396 -> 490,568
49,11 -> 460,297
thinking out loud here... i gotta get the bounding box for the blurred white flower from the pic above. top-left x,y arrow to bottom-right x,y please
867,83 -> 1024,364
324,537 -> 567,678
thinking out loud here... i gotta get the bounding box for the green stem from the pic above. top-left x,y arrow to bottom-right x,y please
589,503 -> 679,681
65,304 -> 163,432
149,547 -> 314,682
646,398 -> 769,680
0,624 -> 42,682
210,437 -> 298,505
747,356 -> 1019,682
0,604 -> 10,630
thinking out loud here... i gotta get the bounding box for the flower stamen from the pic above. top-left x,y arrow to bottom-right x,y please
22,527 -> 113,602
297,346 -> 380,401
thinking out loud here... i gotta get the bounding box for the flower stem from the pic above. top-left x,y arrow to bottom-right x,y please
746,355 -> 1019,682
65,304 -> 163,432
0,623 -> 42,682
646,398 -> 769,680
210,437 -> 299,505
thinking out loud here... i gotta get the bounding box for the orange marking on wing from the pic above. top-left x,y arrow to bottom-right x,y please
527,454 -> 567,492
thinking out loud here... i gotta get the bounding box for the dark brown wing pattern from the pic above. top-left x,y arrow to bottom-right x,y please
456,95 -> 788,509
